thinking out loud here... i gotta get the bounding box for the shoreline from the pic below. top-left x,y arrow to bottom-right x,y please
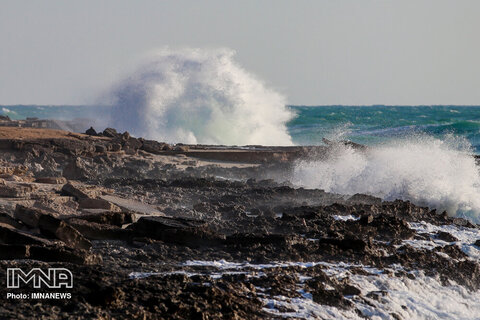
0,126 -> 479,318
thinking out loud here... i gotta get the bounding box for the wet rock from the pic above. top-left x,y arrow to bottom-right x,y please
436,231 -> 458,242
348,193 -> 382,205
318,237 -> 369,252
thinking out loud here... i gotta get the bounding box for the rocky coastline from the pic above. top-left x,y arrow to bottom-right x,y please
0,126 -> 479,319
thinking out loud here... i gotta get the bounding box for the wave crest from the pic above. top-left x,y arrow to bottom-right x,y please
292,134 -> 480,222
108,48 -> 294,145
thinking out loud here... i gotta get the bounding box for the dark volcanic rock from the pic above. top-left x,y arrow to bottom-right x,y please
129,216 -> 225,246
85,127 -> 98,136
102,128 -> 119,138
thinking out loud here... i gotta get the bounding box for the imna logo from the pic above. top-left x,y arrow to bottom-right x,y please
7,268 -> 73,289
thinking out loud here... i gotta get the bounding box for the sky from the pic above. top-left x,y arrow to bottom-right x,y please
1,0 -> 479,106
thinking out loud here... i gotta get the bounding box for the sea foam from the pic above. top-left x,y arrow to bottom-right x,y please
107,48 -> 294,145
292,134 -> 480,222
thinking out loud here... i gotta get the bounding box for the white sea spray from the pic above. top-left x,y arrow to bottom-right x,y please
107,47 -> 294,146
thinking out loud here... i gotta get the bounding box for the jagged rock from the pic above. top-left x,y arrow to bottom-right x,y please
0,212 -> 25,230
436,231 -> 458,242
14,205 -> 52,228
35,176 -> 67,184
95,144 -> 107,153
0,184 -> 34,198
67,218 -> 132,240
103,128 -> 119,138
62,158 -> 92,180
38,214 -> 92,250
62,182 -> 102,199
66,211 -> 136,226
0,222 -> 52,245
141,140 -> 170,154
109,143 -> 122,152
348,193 -> 382,205
174,145 -> 189,152
85,127 -> 97,136
128,216 -> 224,246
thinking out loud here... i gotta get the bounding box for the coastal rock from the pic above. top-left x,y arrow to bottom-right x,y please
85,127 -> 97,136
29,245 -> 102,265
78,198 -> 120,211
38,214 -> 92,250
35,176 -> 68,184
61,182 -> 102,199
0,222 -> 52,246
128,216 -> 225,246
102,128 -> 119,138
0,183 -> 34,198
66,211 -> 136,226
67,218 -> 132,240
14,205 -> 53,228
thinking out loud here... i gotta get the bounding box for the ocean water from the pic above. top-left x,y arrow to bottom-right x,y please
2,104 -> 480,151
288,105 -> 480,153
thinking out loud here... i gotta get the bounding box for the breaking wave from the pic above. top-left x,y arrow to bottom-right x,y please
107,48 -> 294,145
292,134 -> 480,222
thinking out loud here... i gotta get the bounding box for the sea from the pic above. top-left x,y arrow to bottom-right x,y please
2,104 -> 480,152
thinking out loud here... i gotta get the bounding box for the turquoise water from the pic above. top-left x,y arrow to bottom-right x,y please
288,106 -> 480,153
2,105 -> 480,152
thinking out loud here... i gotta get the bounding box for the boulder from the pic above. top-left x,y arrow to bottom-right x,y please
62,182 -> 102,200
103,128 -> 119,138
0,212 -> 26,230
141,140 -> 170,154
14,205 -> 52,228
38,214 -> 92,250
67,218 -> 132,240
0,222 -> 52,246
128,216 -> 224,246
85,127 -> 98,136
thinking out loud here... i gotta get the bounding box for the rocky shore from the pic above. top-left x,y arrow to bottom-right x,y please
0,126 -> 479,319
